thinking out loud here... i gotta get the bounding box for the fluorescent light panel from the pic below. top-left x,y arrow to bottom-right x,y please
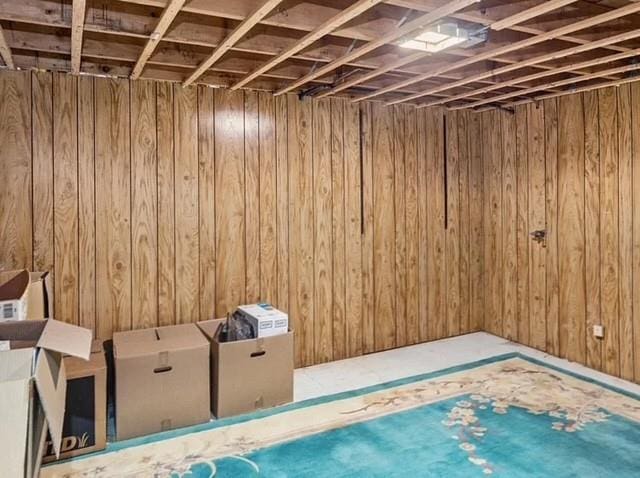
400,23 -> 468,52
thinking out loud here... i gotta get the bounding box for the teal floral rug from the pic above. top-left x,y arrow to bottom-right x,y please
44,353 -> 640,477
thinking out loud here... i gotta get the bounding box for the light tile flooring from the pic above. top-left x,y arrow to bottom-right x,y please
294,332 -> 640,401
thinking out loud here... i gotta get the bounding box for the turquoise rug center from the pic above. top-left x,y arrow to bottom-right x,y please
43,354 -> 640,477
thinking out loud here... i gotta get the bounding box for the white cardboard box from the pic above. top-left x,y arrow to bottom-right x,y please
237,304 -> 289,338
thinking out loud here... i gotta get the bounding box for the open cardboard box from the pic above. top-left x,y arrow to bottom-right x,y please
198,319 -> 294,419
0,269 -> 52,321
0,319 -> 92,477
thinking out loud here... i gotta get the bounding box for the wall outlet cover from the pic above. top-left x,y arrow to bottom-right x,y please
593,324 -> 604,339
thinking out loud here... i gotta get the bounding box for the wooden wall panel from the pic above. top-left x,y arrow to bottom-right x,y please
501,111 -> 517,341
215,88 -> 246,317
131,80 -> 158,330
479,83 -> 640,386
53,73 -> 79,325
0,70 -> 31,270
1,70 -> 486,369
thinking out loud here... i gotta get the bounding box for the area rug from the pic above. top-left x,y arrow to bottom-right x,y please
43,353 -> 640,477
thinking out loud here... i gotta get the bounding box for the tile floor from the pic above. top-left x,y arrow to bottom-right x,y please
294,332 -> 640,401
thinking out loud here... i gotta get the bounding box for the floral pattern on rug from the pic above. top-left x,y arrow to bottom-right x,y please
44,356 -> 640,478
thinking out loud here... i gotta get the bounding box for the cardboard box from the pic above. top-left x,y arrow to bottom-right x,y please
198,319 -> 294,419
237,303 -> 289,338
43,340 -> 107,462
0,270 -> 51,321
113,324 -> 211,441
0,319 -> 92,478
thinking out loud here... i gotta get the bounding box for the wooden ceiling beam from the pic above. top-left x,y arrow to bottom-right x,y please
70,0 -> 86,74
453,50 -> 640,110
232,0 -> 384,90
183,0 -> 284,87
316,0 -> 580,99
130,0 -> 186,80
0,24 -> 13,68
273,0 -> 480,96
360,2 -> 640,105
422,28 -> 640,107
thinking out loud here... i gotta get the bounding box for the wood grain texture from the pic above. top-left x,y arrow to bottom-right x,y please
53,72 -> 79,325
468,110 -> 484,332
313,98 -> 333,363
244,91 -> 261,304
361,102 -> 375,353
501,111 -> 517,341
515,105 -> 530,346
131,80 -> 158,330
174,84 -> 199,324
330,98 -> 347,360
0,70 -> 31,270
632,82 -> 640,383
198,85 -> 216,321
77,75 -> 95,333
445,110 -> 460,338
557,94 -> 585,364
215,88 -> 245,317
393,105 -> 407,346
156,81 -> 176,327
275,94 -> 289,311
405,106 -> 420,343
583,90 -> 602,372
417,109 -> 429,341
344,100 -> 363,357
372,101 -> 396,351
457,110 -> 471,335
95,77 -> 131,336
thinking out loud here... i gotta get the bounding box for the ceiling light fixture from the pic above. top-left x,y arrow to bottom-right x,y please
399,23 -> 469,53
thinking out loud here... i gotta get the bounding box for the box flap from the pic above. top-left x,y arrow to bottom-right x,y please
115,324 -> 208,359
0,347 -> 35,381
38,319 -> 92,361
197,319 -> 225,341
34,348 -> 67,458
0,269 -> 29,301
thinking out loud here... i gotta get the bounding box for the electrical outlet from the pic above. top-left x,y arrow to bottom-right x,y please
593,324 -> 604,339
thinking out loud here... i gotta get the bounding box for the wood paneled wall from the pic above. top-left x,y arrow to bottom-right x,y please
479,84 -> 640,384
0,70 -> 482,367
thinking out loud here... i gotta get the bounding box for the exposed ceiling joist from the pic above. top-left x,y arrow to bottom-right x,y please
71,0 -> 87,74
232,0 -> 385,90
183,0 -> 284,87
456,51 -> 640,109
363,2 -> 640,105
505,71 -> 640,108
423,28 -> 640,107
489,0 -> 578,31
130,0 -> 187,80
273,0 -> 480,96
317,0 -> 581,99
0,24 -> 13,68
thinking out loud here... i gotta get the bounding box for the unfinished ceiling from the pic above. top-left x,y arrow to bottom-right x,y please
1,0 -> 640,110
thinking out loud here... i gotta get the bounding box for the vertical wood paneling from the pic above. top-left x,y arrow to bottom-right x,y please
275,95 -> 289,311
393,105 -> 407,346
501,111 -> 517,341
53,73 -> 78,325
198,86 -> 216,321
77,76 -> 95,333
515,105 -> 530,346
417,109 -> 429,341
544,98 -> 560,357
131,80 -> 158,330
468,111 -> 484,332
599,87 -> 620,377
372,101 -> 396,351
0,70 -> 32,270
95,78 -> 131,336
288,94 -> 314,366
445,111 -> 460,337
32,72 -> 54,289
631,82 -> 640,383
157,82 -> 176,327
361,102 -> 375,353
557,94 -> 586,364
313,98 -> 333,363
259,92 -> 277,305
583,90 -> 602,372
330,98 -> 347,360
344,101 -> 363,357
215,88 -> 246,317
405,106 -> 420,343
426,108 -> 446,340
527,103 -> 546,351
244,91 -> 261,304
174,85 -> 199,324
457,110 -> 471,334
